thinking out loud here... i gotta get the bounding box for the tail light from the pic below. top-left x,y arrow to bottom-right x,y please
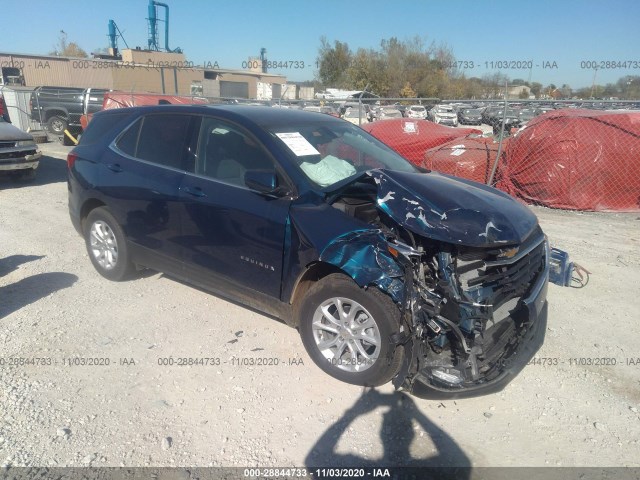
67,152 -> 78,169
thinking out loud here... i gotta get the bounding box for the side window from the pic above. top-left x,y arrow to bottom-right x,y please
196,117 -> 276,187
135,114 -> 192,169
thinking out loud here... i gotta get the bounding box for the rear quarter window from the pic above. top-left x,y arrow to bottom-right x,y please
79,112 -> 130,146
114,118 -> 142,157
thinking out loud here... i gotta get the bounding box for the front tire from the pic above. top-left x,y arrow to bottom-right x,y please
298,274 -> 404,387
84,207 -> 134,281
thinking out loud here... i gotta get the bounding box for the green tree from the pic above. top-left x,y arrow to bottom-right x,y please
49,30 -> 88,57
345,48 -> 389,95
316,37 -> 352,88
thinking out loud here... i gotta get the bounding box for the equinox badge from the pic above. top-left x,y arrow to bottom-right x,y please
240,255 -> 275,271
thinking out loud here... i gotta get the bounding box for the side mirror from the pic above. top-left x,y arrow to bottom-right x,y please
244,170 -> 278,194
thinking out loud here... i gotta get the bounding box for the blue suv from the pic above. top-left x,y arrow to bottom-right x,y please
68,105 -> 549,399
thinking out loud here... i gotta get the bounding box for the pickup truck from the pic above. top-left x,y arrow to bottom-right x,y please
29,86 -> 107,143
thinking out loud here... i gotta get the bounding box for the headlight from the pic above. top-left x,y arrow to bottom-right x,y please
17,140 -> 36,147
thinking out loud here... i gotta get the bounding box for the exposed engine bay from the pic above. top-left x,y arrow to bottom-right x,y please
325,171 -> 548,397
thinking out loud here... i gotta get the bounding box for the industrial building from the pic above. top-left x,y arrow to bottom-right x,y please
0,49 -> 291,100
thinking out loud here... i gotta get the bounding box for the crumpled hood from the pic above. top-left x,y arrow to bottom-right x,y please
0,121 -> 33,142
370,169 -> 538,247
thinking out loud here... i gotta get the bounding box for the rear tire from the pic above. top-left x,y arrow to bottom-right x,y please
47,115 -> 68,136
297,273 -> 404,387
84,207 -> 134,281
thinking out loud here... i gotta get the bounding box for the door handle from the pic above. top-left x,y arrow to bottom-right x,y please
180,186 -> 206,198
106,163 -> 123,173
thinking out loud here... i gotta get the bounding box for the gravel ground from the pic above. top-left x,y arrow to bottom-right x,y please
1,141 -> 639,469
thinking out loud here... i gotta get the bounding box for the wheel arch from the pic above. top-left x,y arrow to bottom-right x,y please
80,198 -> 107,234
289,261 -> 347,327
43,108 -> 68,122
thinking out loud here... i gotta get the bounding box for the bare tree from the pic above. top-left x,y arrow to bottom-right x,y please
49,30 -> 88,58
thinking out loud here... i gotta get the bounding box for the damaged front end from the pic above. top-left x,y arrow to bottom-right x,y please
321,169 -> 549,399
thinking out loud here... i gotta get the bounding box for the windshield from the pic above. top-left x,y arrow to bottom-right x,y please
268,121 -> 418,189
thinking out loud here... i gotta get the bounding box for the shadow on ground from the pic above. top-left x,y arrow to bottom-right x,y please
0,255 -> 45,278
0,154 -> 68,189
306,389 -> 471,476
0,271 -> 78,318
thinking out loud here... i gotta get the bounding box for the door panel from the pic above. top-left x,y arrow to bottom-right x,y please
98,113 -> 194,274
178,117 -> 290,298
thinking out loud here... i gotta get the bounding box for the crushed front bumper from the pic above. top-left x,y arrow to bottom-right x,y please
404,245 -> 550,400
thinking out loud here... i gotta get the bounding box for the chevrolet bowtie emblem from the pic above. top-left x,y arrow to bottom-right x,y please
498,247 -> 519,259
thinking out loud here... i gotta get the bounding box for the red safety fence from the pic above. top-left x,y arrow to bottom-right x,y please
423,136 -> 509,185
361,119 -> 482,165
80,92 -> 209,130
102,92 -> 209,110
363,109 -> 640,212
496,109 -> 640,212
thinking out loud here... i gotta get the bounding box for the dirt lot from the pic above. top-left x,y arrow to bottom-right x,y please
1,141 -> 639,469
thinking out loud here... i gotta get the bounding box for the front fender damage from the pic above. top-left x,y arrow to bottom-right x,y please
318,229 -> 421,388
315,170 -> 548,399
319,230 -> 405,303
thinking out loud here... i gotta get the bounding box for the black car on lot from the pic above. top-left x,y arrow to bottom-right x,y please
490,108 -> 522,135
457,108 -> 483,125
68,105 -> 549,399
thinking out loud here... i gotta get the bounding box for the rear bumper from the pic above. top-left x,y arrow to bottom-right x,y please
0,151 -> 41,171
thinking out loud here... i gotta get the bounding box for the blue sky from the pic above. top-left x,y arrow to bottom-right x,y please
3,0 -> 639,89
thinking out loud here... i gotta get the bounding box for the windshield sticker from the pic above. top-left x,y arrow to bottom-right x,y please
276,132 -> 320,156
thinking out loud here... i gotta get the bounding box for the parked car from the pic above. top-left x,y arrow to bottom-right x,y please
481,105 -> 502,125
376,106 -> 403,120
457,108 -> 483,125
30,86 -> 107,144
406,105 -> 427,119
490,108 -> 521,135
320,106 -> 340,117
429,105 -> 458,126
392,103 -> 408,117
342,107 -> 369,125
517,108 -> 538,125
0,94 -> 10,122
0,117 -> 42,181
68,105 -> 549,399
